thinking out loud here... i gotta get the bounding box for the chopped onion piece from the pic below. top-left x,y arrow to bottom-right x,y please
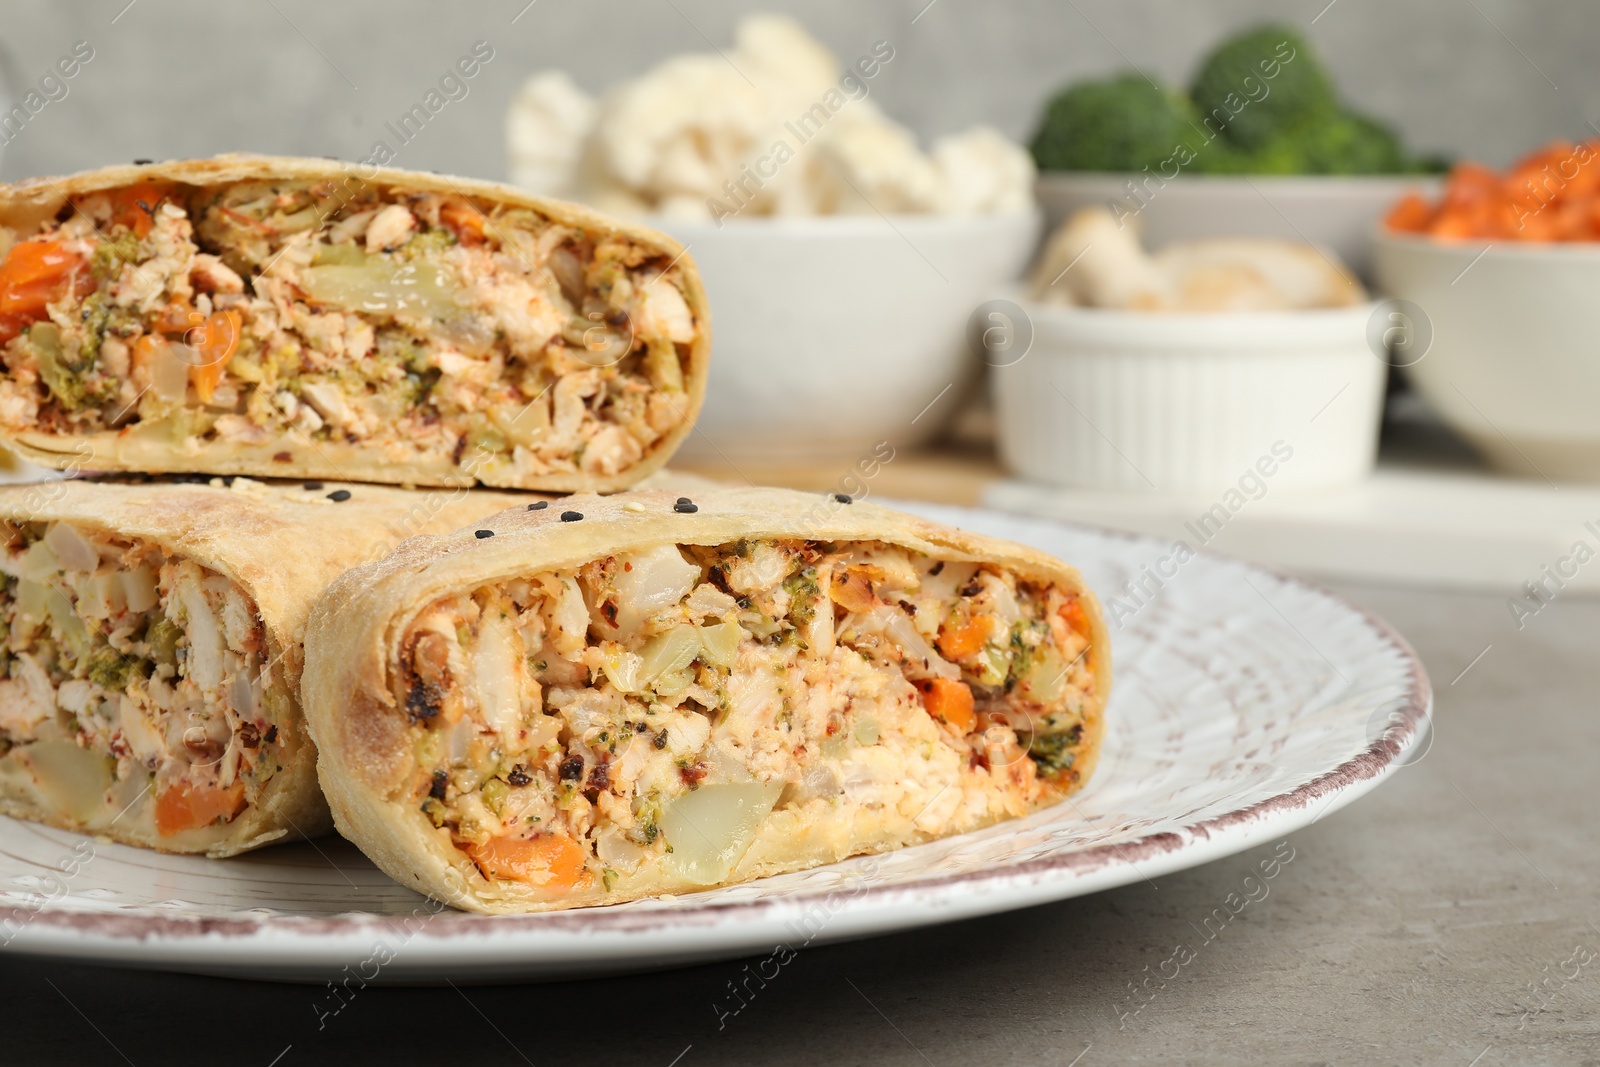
598,645 -> 644,694
24,740 -> 114,823
14,578 -> 49,627
19,540 -> 61,581
44,523 -> 100,572
595,825 -> 649,873
661,781 -> 782,886
638,625 -> 700,684
149,340 -> 190,404
45,587 -> 91,660
299,260 -> 461,320
696,621 -> 741,669
854,715 -> 880,746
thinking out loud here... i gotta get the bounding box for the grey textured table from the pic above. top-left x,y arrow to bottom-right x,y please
2,579 -> 1594,1066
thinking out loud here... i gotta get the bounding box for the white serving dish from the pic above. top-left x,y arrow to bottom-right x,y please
653,211 -> 1041,464
0,505 -> 1428,982
1036,173 -> 1441,280
993,301 -> 1386,494
1373,232 -> 1600,482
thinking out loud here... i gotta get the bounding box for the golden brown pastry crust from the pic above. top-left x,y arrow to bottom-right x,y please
302,487 -> 1112,912
0,154 -> 711,492
0,476 -> 527,856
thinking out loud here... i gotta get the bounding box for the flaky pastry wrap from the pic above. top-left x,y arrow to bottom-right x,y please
0,154 -> 709,490
0,476 -> 523,856
303,487 -> 1110,913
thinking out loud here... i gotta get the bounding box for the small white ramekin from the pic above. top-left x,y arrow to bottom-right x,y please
993,302 -> 1386,493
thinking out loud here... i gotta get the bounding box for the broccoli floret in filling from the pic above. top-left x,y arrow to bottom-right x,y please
84,645 -> 148,690
1027,730 -> 1080,775
145,614 -> 182,669
90,231 -> 143,281
783,568 -> 819,627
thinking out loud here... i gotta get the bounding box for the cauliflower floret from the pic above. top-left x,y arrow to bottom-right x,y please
506,71 -> 600,198
931,126 -> 1038,215
591,55 -> 769,200
504,14 -> 1032,219
810,114 -> 945,214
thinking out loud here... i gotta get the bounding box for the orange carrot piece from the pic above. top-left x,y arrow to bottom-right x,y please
0,238 -> 84,318
107,182 -> 171,238
917,677 -> 976,733
936,613 -> 992,660
1060,597 -> 1091,638
1385,194 -> 1433,233
440,198 -> 487,245
189,309 -> 241,403
829,569 -> 878,614
155,780 -> 246,835
469,833 -> 587,894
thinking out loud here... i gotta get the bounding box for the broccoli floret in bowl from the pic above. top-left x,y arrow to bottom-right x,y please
1032,25 -> 1441,179
1030,74 -> 1201,173
1190,26 -> 1336,150
1193,110 -> 1408,175
1293,111 -> 1408,174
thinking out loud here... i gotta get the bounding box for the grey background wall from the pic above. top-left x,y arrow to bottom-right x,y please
0,0 -> 1591,183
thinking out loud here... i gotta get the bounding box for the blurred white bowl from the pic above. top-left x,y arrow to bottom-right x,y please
994,300 -> 1386,493
1036,173 -> 1440,280
653,211 -> 1041,464
1373,232 -> 1600,482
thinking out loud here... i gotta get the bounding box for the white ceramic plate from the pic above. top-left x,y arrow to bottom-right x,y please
0,503 -> 1430,983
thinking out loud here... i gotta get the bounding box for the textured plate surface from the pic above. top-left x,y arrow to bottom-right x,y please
0,503 -> 1431,983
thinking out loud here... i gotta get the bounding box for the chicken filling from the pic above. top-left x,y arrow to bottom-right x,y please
400,539 -> 1097,897
0,521 -> 282,841
0,178 -> 698,478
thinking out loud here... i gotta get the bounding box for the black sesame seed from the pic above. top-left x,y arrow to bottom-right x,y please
475,529 -> 494,539
304,481 -> 323,490
673,501 -> 698,514
676,497 -> 692,505
561,510 -> 583,522
327,489 -> 351,502
833,493 -> 852,504
133,158 -> 153,165
528,501 -> 548,511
